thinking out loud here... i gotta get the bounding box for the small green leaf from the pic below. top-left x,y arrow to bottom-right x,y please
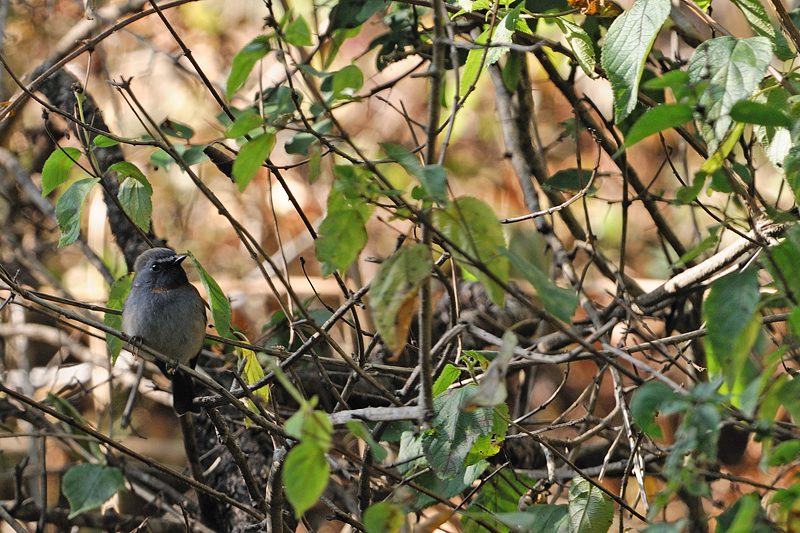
331,64 -> 364,97
328,0 -> 390,31
118,177 -> 152,231
433,364 -> 461,397
285,15 -> 313,46
108,161 -> 151,193
642,70 -> 690,89
568,476 -> 614,533
62,464 -> 125,518
105,273 -> 133,363
227,35 -> 272,99
225,110 -> 266,139
284,441 -> 330,518
730,100 -> 792,128
232,132 -> 275,191
370,244 -> 432,357
93,135 -> 120,147
617,103 -> 694,154
638,521 -> 687,533
160,118 -> 194,139
363,502 -> 404,533
187,251 -> 232,340
769,440 -> 800,466
316,208 -> 368,277
460,20 -> 514,98
382,143 -> 448,204
495,507 -> 569,532
630,381 -> 678,438
346,420 -> 388,461
56,178 -> 100,247
543,168 -> 605,193
501,248 -> 578,323
601,0 -> 672,122
42,147 -> 83,196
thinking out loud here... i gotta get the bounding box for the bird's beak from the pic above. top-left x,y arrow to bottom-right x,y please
174,254 -> 188,265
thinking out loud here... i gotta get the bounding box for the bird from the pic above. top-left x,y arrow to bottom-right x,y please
122,248 -> 207,415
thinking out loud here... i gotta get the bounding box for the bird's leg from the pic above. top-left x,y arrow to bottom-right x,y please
165,358 -> 179,375
129,336 -> 143,358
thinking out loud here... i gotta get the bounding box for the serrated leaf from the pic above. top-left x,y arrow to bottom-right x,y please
227,35 -> 272,99
187,251 -> 231,340
422,385 -> 494,479
601,0 -> 671,122
56,178 -> 100,247
460,19 -> 514,98
285,15 -> 313,46
433,197 -> 509,306
687,36 -> 772,153
42,147 -> 83,196
284,441 -> 330,518
554,17 -> 597,78
501,248 -> 578,322
232,132 -> 275,191
104,273 -> 132,363
568,476 -> 614,533
617,103 -> 694,154
730,100 -> 792,128
495,507 -> 569,533
117,177 -> 152,231
370,244 -> 432,357
433,364 -> 461,397
62,464 -> 125,518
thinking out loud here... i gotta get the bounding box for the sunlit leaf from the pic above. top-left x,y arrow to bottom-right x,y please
56,178 -> 100,247
42,147 -> 83,196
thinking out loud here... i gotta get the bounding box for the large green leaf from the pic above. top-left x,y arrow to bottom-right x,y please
433,197 -> 509,306
703,267 -> 761,388
462,469 -> 538,533
370,244 -> 432,357
285,15 -> 313,47
117,177 -> 152,231
56,178 -> 100,247
283,441 -> 330,517
687,36 -> 772,153
62,464 -> 124,518
601,0 -> 671,123
618,103 -> 694,154
42,147 -> 83,196
568,476 -> 614,533
553,17 -> 596,78
421,385 -> 495,479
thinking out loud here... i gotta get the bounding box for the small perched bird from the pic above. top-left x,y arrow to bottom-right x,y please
122,248 -> 207,415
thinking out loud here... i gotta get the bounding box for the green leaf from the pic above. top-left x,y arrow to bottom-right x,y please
104,273 -> 132,363
688,36 -> 772,153
638,521 -> 686,533
284,441 -> 330,518
433,197 -> 509,306
346,420 -> 389,461
285,15 -> 313,46
332,64 -> 364,97
364,502 -> 404,533
93,134 -> 120,147
642,70 -> 689,89
433,364 -> 461,398
703,267 -> 761,387
227,35 -> 272,99
239,347 -> 269,418
232,132 -> 275,191
382,143 -> 448,204
769,440 -> 800,466
285,119 -> 332,155
462,469 -> 538,533
56,178 -> 100,247
568,476 -> 614,533
617,103 -> 694,154
730,100 -> 792,128
117,177 -> 152,231
554,17 -> 597,78
542,168 -> 605,194
329,0 -> 391,31
767,226 -> 800,299
108,161 -> 152,193
62,464 -> 124,518
285,405 -> 334,448
630,381 -> 678,438
160,118 -> 194,139
462,332 -> 516,410
495,507 -> 569,532
460,19 -> 514,98
502,51 -> 522,92
422,385 -> 495,479
370,244 -> 432,357
316,207 -> 368,277
42,147 -> 83,196
225,110 -> 266,139
187,251 -> 232,340
500,248 -> 578,323
601,0 -> 671,123
714,493 -> 770,533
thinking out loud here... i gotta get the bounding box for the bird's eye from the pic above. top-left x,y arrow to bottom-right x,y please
151,264 -> 161,272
